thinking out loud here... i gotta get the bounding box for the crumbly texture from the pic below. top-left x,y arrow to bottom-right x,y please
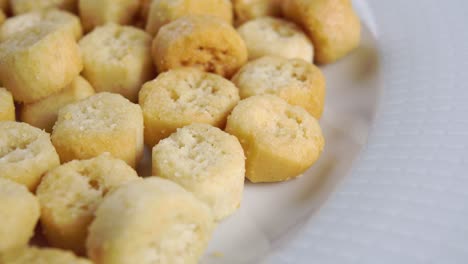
86,177 -> 214,264
10,0 -> 77,15
139,68 -> 240,147
0,121 -> 60,190
79,23 -> 154,102
79,0 -> 140,32
0,24 -> 83,103
153,124 -> 245,220
0,247 -> 92,264
21,76 -> 95,132
0,88 -> 15,121
233,0 -> 281,25
36,153 -> 139,254
145,0 -> 233,36
0,178 -> 40,252
232,56 -> 326,118
225,95 -> 325,182
281,0 -> 361,64
51,92 -> 144,168
0,9 -> 83,42
152,15 -> 248,78
237,17 -> 314,62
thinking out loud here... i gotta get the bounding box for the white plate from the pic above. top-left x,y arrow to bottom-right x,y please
266,1 -> 468,263
148,1 -> 468,263
202,0 -> 380,263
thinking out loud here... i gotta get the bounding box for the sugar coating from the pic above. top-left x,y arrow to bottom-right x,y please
36,153 -> 139,254
237,17 -> 314,62
139,68 -> 240,147
0,121 -> 60,190
0,24 -> 83,103
146,0 -> 233,36
0,88 -> 15,121
226,95 -> 325,182
79,23 -> 154,102
232,56 -> 326,118
232,0 -> 281,25
281,0 -> 361,64
10,0 -> 77,15
153,124 -> 245,220
152,15 -> 248,78
0,9 -> 83,42
0,247 -> 92,264
21,76 -> 95,132
87,177 -> 214,264
79,0 -> 140,32
0,178 -> 40,252
51,92 -> 144,168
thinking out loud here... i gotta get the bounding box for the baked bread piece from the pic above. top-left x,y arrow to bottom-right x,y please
153,124 -> 245,220
0,178 -> 40,252
21,76 -> 94,132
145,0 -> 233,36
79,0 -> 140,32
237,17 -> 314,62
79,23 -> 154,102
281,0 -> 361,64
10,0 -> 77,15
0,24 -> 83,103
36,153 -> 139,255
232,0 -> 281,25
139,68 -> 240,147
87,177 -> 215,264
232,56 -> 326,118
0,9 -> 83,42
0,247 -> 92,264
0,121 -> 60,190
0,87 -> 15,121
225,95 -> 325,182
51,92 -> 144,168
152,15 -> 247,78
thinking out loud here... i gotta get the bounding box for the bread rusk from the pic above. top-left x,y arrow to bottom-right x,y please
153,124 -> 245,220
51,92 -> 144,168
139,68 -> 240,147
87,177 -> 214,264
0,178 -> 40,252
0,24 -> 82,103
152,15 -> 247,78
232,56 -> 326,118
10,0 -> 77,15
0,9 -> 83,42
0,87 -> 15,121
21,76 -> 95,132
0,121 -> 60,191
79,23 -> 153,102
281,0 -> 361,64
36,153 -> 139,254
225,95 -> 325,182
79,0 -> 140,32
237,17 -> 314,62
145,0 -> 233,36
